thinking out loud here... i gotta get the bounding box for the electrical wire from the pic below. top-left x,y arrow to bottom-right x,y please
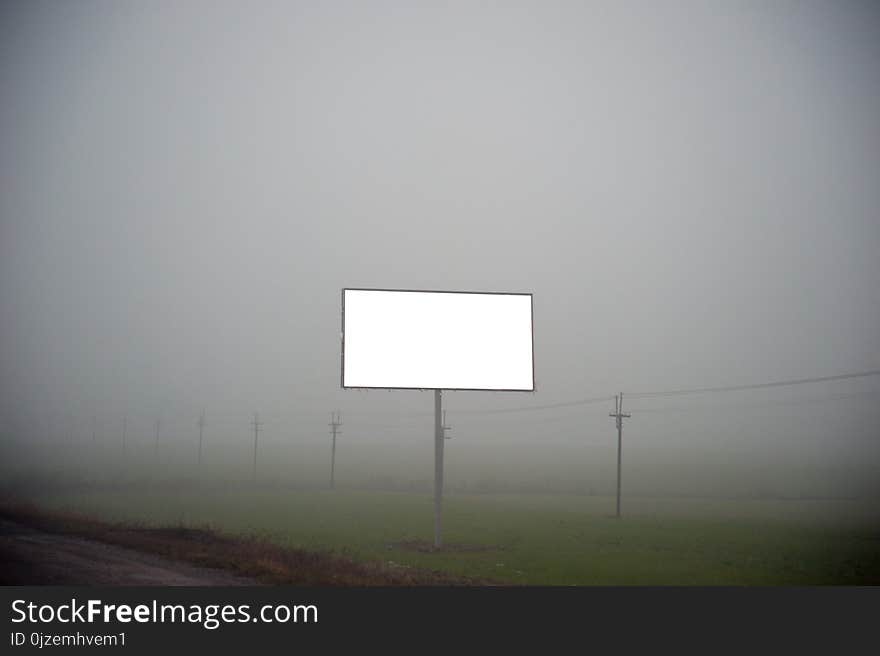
626,369 -> 880,399
628,390 -> 880,414
449,395 -> 616,415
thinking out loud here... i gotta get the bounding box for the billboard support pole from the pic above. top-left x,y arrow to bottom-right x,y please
434,388 -> 444,548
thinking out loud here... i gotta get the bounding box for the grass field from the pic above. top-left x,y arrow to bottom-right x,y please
17,486 -> 880,585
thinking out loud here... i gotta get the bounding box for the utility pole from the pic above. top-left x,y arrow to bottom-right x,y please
609,393 -> 631,518
251,412 -> 262,482
197,410 -> 206,465
154,418 -> 161,459
434,389 -> 444,548
329,411 -> 342,489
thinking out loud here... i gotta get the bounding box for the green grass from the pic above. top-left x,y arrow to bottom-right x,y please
21,488 -> 880,585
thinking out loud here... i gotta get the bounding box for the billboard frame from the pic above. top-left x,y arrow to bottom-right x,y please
340,287 -> 536,393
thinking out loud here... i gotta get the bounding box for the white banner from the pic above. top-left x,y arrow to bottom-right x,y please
342,289 -> 534,391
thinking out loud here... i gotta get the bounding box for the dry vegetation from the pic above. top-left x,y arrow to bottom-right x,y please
0,501 -> 497,586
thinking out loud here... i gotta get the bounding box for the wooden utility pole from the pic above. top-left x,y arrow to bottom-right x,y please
329,411 -> 342,489
251,412 -> 262,482
197,410 -> 206,465
609,393 -> 631,518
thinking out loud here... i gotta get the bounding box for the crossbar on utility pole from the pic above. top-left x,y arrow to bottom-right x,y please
251,412 -> 262,482
329,411 -> 342,489
609,393 -> 631,518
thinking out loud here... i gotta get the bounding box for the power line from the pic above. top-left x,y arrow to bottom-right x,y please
627,369 -> 880,399
628,390 -> 880,414
340,370 -> 878,418
333,370 -> 877,421
449,410 -> 612,427
340,395 -> 615,419
439,395 -> 616,416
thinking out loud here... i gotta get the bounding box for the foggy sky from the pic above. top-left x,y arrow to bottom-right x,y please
2,1 -> 879,473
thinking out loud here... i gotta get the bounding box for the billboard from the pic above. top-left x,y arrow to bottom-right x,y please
341,288 -> 534,391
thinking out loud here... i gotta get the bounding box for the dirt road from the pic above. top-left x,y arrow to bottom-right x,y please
0,520 -> 259,586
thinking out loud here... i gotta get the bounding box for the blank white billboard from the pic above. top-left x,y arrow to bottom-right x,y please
342,289 -> 534,391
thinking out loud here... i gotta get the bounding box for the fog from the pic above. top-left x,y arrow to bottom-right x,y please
2,1 -> 879,503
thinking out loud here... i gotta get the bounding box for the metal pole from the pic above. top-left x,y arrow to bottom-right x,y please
329,412 -> 341,489
609,394 -> 629,518
616,394 -> 622,518
434,388 -> 444,548
252,412 -> 261,482
198,410 -> 205,465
